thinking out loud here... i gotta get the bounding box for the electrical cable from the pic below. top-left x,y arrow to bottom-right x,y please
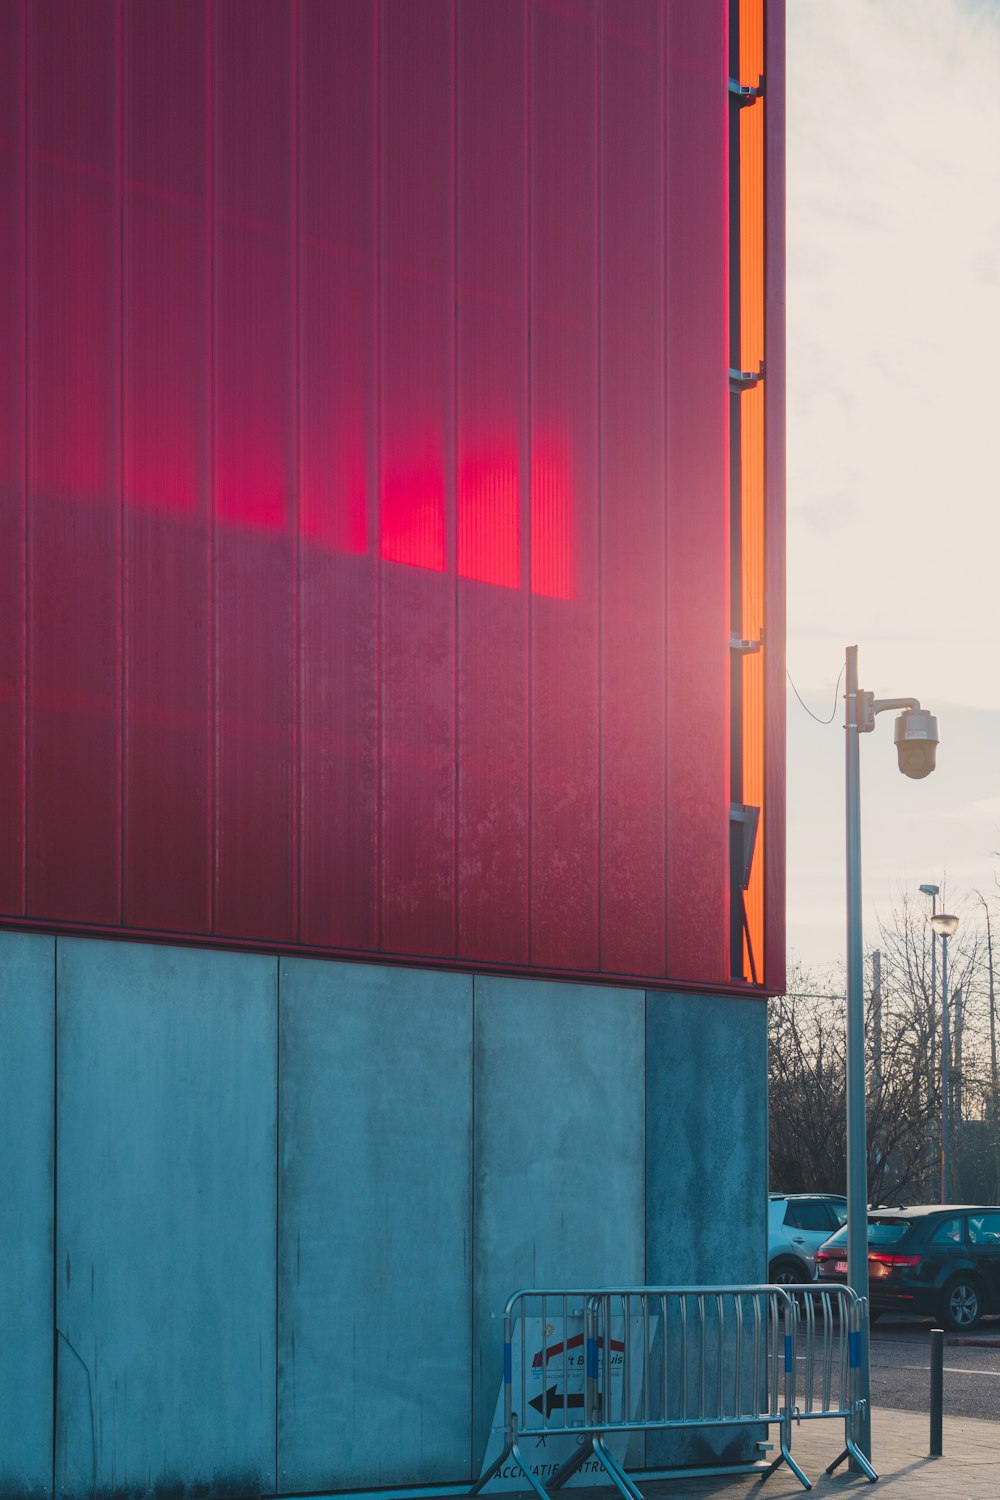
786,662 -> 845,725
777,991 -> 846,1002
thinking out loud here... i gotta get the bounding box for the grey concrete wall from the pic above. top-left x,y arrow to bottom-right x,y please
55,940 -> 278,1498
0,931 -> 768,1499
472,977 -> 645,1456
277,961 -> 473,1490
645,990 -> 769,1466
0,934 -> 54,1500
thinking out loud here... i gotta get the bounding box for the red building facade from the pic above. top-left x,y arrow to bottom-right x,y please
0,0 -> 784,995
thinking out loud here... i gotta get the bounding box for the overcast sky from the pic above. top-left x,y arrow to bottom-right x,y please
786,0 -> 1000,975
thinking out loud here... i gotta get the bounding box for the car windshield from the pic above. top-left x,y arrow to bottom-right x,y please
822,1215 -> 912,1251
868,1217 -> 912,1244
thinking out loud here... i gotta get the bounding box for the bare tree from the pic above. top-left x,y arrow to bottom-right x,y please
769,958 -> 939,1203
770,887 -> 987,1203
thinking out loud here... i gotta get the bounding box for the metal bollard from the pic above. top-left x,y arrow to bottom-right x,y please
929,1328 -> 944,1457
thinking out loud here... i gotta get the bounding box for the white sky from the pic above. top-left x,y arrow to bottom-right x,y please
786,0 -> 1000,974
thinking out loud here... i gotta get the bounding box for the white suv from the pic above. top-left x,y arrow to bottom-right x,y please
768,1193 -> 848,1284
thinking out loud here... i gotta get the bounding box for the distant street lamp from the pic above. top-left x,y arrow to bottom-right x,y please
844,645 -> 939,1472
930,912 -> 960,1202
919,884 -> 940,1195
919,883 -> 940,1020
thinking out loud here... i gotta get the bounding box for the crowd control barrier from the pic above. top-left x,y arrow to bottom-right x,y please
788,1286 -> 878,1482
471,1284 -> 877,1500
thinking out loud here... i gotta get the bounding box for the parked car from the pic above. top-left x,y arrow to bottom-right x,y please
768,1193 -> 848,1284
815,1204 -> 1000,1331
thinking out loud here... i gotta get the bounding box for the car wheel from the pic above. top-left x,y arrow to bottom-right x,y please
769,1258 -> 807,1287
942,1277 -> 984,1332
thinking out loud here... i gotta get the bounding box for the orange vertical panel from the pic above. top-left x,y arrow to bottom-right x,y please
764,0 -> 787,995
739,0 -> 765,981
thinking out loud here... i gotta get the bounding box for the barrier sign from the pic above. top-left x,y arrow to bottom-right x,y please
474,1284 -> 875,1500
479,1311 -> 649,1489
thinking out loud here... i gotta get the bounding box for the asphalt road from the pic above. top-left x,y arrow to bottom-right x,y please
871,1316 -> 1000,1422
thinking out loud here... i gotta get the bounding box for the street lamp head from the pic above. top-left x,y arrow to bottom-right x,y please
919,883 -> 940,897
930,913 -> 959,938
894,708 -> 939,779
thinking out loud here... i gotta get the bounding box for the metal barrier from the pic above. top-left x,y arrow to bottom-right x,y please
790,1286 -> 878,1483
471,1284 -> 877,1500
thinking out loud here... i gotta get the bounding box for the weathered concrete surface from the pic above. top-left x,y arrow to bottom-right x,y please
645,991 -> 768,1468
277,961 -> 473,1491
472,976 -> 646,1465
0,924 -> 771,1498
55,940 -> 277,1498
0,933 -> 54,1500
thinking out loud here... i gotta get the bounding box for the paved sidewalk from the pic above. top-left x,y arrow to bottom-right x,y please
635,1406 -> 1000,1500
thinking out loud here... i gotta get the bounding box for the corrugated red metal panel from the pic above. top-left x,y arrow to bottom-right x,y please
299,0 -> 378,952
529,1 -> 599,972
123,0 -> 211,934
599,1 -> 666,977
0,0 -> 25,916
664,0 -> 730,984
2,0 -> 784,993
379,0 -> 456,959
27,0 -> 121,923
214,0 -> 296,941
456,0 -> 530,966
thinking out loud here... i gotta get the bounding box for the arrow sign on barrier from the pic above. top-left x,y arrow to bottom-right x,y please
529,1387 -> 586,1418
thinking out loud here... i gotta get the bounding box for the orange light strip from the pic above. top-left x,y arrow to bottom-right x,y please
739,0 -> 765,983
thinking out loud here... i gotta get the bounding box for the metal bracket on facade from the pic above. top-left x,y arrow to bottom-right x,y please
729,361 -> 765,393
728,74 -> 764,107
730,804 -> 761,892
730,632 -> 763,656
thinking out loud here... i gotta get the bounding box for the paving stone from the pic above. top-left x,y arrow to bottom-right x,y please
470,1406 -> 1000,1500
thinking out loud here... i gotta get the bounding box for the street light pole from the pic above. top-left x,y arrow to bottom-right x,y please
843,645 -> 871,1464
942,936 -> 951,1202
930,913 -> 960,1201
842,645 -> 940,1473
919,884 -> 940,1200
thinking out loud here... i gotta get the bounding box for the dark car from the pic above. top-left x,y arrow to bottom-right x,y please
815,1205 -> 1000,1331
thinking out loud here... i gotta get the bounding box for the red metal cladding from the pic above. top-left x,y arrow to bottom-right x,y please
529,0 -> 599,973
664,0 -> 731,984
27,0 -> 121,924
0,0 -> 784,994
379,0 -> 456,959
599,1 -> 666,979
298,0 -> 378,953
456,0 -> 529,966
214,0 -> 296,942
123,0 -> 211,935
0,0 -> 25,916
